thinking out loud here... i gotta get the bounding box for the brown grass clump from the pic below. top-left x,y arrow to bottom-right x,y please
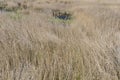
0,0 -> 120,80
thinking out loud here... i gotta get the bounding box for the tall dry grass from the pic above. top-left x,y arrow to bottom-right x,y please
0,1 -> 120,80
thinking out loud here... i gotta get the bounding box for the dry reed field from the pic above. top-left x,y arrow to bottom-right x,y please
0,0 -> 120,80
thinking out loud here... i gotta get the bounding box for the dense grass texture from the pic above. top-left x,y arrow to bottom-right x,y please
0,0 -> 120,80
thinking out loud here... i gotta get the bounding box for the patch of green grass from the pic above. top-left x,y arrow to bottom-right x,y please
76,74 -> 82,80
49,17 -> 73,25
8,11 -> 22,20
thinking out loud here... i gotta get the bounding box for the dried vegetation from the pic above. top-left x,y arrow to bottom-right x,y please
0,0 -> 120,80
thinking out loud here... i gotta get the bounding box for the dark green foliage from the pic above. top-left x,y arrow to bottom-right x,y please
52,9 -> 72,20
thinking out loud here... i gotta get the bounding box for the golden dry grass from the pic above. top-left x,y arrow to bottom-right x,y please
0,0 -> 120,80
